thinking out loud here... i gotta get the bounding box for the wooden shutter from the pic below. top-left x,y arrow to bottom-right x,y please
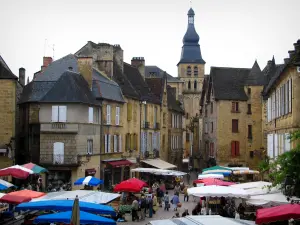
88,107 -> 94,123
267,98 -> 271,122
58,106 -> 67,122
278,88 -> 281,117
285,133 -> 290,152
113,135 -> 117,152
231,102 -> 235,112
105,135 -> 108,153
127,103 -> 132,121
108,135 -> 111,153
236,141 -> 240,156
116,107 -> 120,125
232,120 -> 238,133
288,79 -> 292,113
106,105 -> 111,124
119,135 -> 122,152
231,141 -> 235,157
274,134 -> 278,157
52,106 -> 59,122
267,134 -> 272,158
285,82 -> 289,114
157,132 -> 160,150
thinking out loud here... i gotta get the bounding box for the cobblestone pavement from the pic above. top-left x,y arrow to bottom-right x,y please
119,171 -> 200,225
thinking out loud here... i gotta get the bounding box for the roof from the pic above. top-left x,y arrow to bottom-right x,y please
167,85 -> 184,113
200,75 -> 210,107
263,64 -> 286,96
123,63 -> 160,104
145,66 -> 182,83
0,55 -> 18,79
245,61 -> 265,86
19,71 -> 99,105
146,78 -> 165,103
210,67 -> 250,101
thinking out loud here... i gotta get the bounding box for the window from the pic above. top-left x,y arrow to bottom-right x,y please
247,104 -> 252,114
211,122 -> 213,133
144,104 -> 147,122
187,66 -> 191,76
210,102 -> 213,113
53,142 -> 64,164
188,81 -> 191,89
116,106 -> 120,125
186,132 -> 190,142
210,142 -> 214,157
113,135 -> 122,152
104,134 -> 111,153
154,107 -> 157,125
205,122 -> 208,133
125,133 -> 130,151
231,141 -> 240,157
163,113 -> 166,126
247,88 -> 251,95
95,108 -> 100,124
194,66 -> 198,76
205,106 -> 208,117
186,113 -> 189,119
231,102 -> 239,113
87,139 -> 93,154
133,133 -> 137,150
188,16 -> 194,24
248,125 -> 252,139
52,106 -> 67,122
88,107 -> 94,123
127,103 -> 132,121
194,81 -> 197,90
232,119 -> 238,133
106,105 -> 111,125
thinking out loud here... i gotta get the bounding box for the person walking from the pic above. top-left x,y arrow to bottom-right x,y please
147,195 -> 153,218
174,184 -> 180,196
163,191 -> 170,211
140,195 -> 146,220
182,209 -> 190,217
183,186 -> 189,202
152,193 -> 159,214
171,193 -> 180,211
131,197 -> 139,221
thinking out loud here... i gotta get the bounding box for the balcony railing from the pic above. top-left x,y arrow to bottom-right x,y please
40,123 -> 79,133
40,153 -> 80,166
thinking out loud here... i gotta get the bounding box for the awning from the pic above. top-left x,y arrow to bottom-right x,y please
85,168 -> 96,175
142,159 -> 176,169
107,160 -> 132,167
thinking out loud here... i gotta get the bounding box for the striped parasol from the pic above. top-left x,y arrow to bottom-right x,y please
0,179 -> 15,190
0,165 -> 34,179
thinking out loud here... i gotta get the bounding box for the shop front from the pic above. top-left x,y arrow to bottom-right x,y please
46,168 -> 72,192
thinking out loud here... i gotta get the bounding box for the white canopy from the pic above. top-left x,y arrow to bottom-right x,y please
187,185 -> 250,198
131,168 -> 186,176
231,181 -> 272,190
231,181 -> 280,195
31,190 -> 120,204
141,158 -> 177,169
198,174 -> 224,180
246,192 -> 290,206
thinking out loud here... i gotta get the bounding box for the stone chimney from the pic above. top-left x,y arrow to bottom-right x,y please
19,68 -> 25,86
131,57 -> 145,79
288,50 -> 295,59
77,57 -> 93,89
294,40 -> 300,51
113,44 -> 124,73
41,56 -> 53,71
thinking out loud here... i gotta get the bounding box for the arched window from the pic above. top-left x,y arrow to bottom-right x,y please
187,66 -> 191,76
194,81 -> 197,90
188,81 -> 191,89
194,66 -> 198,76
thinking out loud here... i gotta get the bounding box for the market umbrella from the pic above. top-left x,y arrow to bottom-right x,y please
71,196 -> 80,225
7,190 -> 46,199
0,165 -> 33,179
0,179 -> 15,190
256,204 -> 300,224
202,166 -> 232,176
0,194 -> 31,204
16,199 -> 116,216
193,178 -> 235,186
187,185 -> 250,198
198,174 -> 224,180
74,176 -> 104,186
34,211 -> 116,225
22,162 -> 48,174
113,178 -> 148,193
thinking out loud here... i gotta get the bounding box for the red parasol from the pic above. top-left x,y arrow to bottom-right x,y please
0,165 -> 34,179
256,204 -> 300,224
114,178 -> 148,193
193,178 -> 235,186
0,194 -> 31,204
7,190 -> 46,199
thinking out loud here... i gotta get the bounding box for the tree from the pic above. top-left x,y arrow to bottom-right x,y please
258,155 -> 270,181
268,130 -> 300,197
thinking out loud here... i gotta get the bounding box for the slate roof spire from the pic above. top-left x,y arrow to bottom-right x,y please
245,60 -> 265,86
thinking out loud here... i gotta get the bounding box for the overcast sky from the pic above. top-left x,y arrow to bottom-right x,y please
1,0 -> 299,81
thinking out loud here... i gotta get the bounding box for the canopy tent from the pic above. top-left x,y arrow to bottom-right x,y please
7,190 -> 46,199
131,168 -> 186,176
0,179 -> 14,190
22,162 -> 48,174
34,211 -> 116,225
233,170 -> 259,175
246,193 -> 300,206
141,158 -> 177,169
198,174 -> 224,180
256,204 -> 300,224
16,200 -> 116,216
31,190 -> 120,204
193,178 -> 235,186
0,165 -> 34,179
230,181 -> 279,195
74,176 -> 104,186
114,178 -> 148,193
187,185 -> 250,198
0,194 -> 31,204
230,181 -> 272,190
202,166 -> 232,176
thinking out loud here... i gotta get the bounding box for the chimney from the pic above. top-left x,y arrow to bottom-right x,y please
19,68 -> 25,86
41,56 -> 53,71
288,50 -> 295,59
77,57 -> 93,89
131,57 -> 145,79
294,40 -> 300,51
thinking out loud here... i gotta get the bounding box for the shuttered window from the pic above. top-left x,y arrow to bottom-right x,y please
52,106 -> 67,122
125,133 -> 130,151
231,141 -> 240,157
288,79 -> 292,113
232,119 -> 238,133
267,134 -> 274,158
116,106 -> 120,125
105,134 -> 111,153
52,106 -> 59,122
127,103 -> 132,121
88,107 -> 94,123
119,135 -> 122,152
231,102 -> 239,112
114,135 -> 118,152
274,134 -> 278,158
87,139 -> 93,154
53,142 -> 64,164
106,105 -> 111,125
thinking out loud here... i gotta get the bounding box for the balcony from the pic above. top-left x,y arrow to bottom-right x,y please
154,122 -> 160,130
40,123 -> 79,133
40,153 -> 80,167
144,121 -> 150,129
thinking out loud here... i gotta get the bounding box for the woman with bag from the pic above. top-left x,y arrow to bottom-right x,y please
152,193 -> 159,214
163,191 -> 170,211
171,193 -> 180,211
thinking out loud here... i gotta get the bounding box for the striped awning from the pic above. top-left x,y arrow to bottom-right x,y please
233,170 -> 259,175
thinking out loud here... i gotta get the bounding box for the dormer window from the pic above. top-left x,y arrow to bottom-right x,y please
194,66 -> 198,76
187,66 -> 191,76
188,16 -> 194,24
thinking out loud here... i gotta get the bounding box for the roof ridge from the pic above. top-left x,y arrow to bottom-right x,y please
211,66 -> 251,70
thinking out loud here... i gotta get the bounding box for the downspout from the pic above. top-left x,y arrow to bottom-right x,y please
100,100 -> 104,186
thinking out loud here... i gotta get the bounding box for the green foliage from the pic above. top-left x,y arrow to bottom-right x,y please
258,156 -> 270,180
268,130 -> 300,197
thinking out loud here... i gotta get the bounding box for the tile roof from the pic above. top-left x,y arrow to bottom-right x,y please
145,66 -> 182,83
145,77 -> 165,103
167,85 -> 184,113
0,55 -> 18,79
124,63 -> 160,104
245,61 -> 265,86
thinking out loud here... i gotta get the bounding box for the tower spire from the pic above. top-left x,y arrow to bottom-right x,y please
190,0 -> 192,8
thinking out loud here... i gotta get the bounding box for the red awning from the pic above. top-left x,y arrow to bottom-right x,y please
0,195 -> 31,204
107,160 -> 133,168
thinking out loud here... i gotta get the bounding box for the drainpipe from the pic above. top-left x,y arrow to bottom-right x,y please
100,100 -> 104,187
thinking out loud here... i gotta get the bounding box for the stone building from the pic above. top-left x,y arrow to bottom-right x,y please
0,56 -> 22,173
262,40 -> 300,158
200,61 -> 265,168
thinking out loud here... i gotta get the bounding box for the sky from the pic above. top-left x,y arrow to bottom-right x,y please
0,0 -> 299,81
